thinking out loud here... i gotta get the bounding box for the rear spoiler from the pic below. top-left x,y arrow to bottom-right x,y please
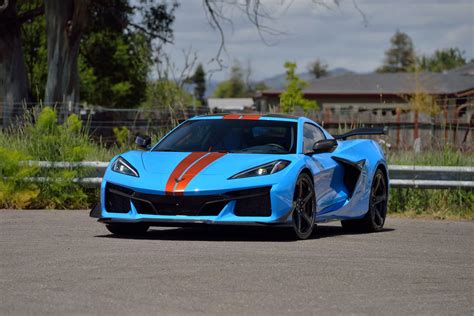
333,127 -> 388,140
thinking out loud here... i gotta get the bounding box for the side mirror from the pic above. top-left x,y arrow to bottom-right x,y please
311,139 -> 338,154
135,135 -> 151,149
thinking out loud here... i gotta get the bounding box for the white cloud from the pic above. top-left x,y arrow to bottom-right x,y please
166,0 -> 474,80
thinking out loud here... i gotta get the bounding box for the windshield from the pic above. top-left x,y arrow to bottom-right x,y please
153,119 -> 297,154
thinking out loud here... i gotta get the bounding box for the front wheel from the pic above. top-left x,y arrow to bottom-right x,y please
292,173 -> 316,240
106,223 -> 149,236
341,169 -> 388,232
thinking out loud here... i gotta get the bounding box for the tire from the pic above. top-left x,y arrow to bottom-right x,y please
291,173 -> 316,240
341,169 -> 388,232
106,223 -> 149,236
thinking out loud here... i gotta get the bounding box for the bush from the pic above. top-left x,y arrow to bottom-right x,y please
0,106 -> 472,218
0,106 -> 100,209
0,148 -> 39,208
389,188 -> 474,220
23,107 -> 95,161
30,169 -> 90,209
387,149 -> 474,219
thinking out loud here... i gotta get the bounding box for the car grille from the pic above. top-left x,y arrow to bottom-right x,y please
104,183 -> 272,217
132,193 -> 228,216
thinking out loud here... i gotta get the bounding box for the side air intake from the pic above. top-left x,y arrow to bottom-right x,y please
332,157 -> 364,198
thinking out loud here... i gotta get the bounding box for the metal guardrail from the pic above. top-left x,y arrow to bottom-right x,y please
20,161 -> 474,189
389,165 -> 474,189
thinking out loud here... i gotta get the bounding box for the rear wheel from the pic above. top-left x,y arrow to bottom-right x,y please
341,169 -> 388,232
292,173 -> 316,240
106,223 -> 149,236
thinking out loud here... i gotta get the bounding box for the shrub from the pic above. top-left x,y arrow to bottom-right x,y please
0,106 -> 99,209
389,188 -> 473,220
0,148 -> 39,209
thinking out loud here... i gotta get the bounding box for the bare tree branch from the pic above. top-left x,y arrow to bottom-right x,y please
156,47 -> 198,88
128,22 -> 174,44
203,0 -> 228,75
201,0 -> 366,78
352,0 -> 368,27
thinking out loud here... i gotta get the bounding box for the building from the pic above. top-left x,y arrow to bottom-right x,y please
257,64 -> 473,115
256,63 -> 474,150
207,98 -> 255,113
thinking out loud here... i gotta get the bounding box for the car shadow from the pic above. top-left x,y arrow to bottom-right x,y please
95,224 -> 395,242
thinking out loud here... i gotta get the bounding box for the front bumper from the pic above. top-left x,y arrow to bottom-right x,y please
91,181 -> 295,226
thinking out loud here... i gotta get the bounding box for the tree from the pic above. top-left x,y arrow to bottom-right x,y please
1,0 -> 177,107
213,62 -> 247,98
253,81 -> 269,92
191,63 -> 206,106
212,60 -> 268,97
19,1 -> 47,101
142,79 -> 194,110
43,0 -> 177,105
19,0 -> 154,107
2,0 -> 344,111
308,59 -> 328,79
78,1 -> 153,107
0,0 -> 31,126
280,62 -> 318,113
377,30 -> 416,73
43,0 -> 89,104
399,68 -> 441,143
417,48 -> 466,72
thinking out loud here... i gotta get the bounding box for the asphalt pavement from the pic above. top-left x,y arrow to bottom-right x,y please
1,210 -> 473,315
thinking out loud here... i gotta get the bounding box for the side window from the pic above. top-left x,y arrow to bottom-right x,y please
303,123 -> 325,153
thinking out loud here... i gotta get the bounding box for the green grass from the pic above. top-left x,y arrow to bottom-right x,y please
385,148 -> 473,220
386,149 -> 473,166
0,107 -> 472,218
388,188 -> 473,220
0,107 -> 105,209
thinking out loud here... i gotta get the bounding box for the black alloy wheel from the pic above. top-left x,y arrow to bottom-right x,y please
292,173 -> 316,239
341,169 -> 388,232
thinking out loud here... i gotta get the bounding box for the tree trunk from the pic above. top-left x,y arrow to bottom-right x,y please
0,0 -> 30,127
44,0 -> 88,111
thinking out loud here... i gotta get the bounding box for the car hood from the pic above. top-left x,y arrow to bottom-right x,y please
135,151 -> 295,177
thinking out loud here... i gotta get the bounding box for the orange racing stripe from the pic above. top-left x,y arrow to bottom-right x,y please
223,114 -> 242,119
165,152 -> 207,195
222,114 -> 261,120
242,114 -> 261,120
174,152 -> 226,195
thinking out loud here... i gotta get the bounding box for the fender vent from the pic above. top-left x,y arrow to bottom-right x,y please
332,157 -> 363,198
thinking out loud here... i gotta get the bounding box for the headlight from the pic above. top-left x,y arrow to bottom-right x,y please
230,160 -> 290,179
112,157 -> 139,177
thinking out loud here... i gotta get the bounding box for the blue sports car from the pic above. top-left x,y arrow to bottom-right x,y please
90,114 -> 389,239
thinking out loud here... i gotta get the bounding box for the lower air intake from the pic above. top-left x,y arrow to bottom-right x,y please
230,187 -> 272,217
105,183 -> 131,213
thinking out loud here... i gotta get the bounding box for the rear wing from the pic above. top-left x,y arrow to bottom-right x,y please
333,127 -> 388,140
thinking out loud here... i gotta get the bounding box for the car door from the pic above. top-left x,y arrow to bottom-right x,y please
302,123 -> 344,214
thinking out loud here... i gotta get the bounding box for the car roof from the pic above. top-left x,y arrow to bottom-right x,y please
190,113 -> 300,122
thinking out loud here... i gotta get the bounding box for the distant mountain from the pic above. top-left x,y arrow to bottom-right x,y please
203,67 -> 354,96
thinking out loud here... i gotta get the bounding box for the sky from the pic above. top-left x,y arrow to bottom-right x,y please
164,0 -> 474,81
